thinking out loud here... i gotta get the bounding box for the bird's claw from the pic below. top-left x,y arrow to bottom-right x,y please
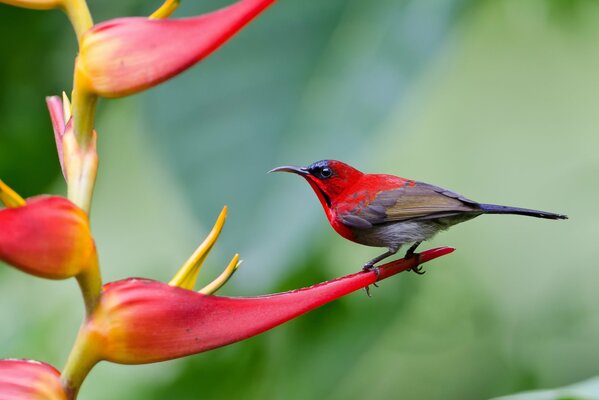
362,264 -> 380,297
404,244 -> 425,275
410,264 -> 426,275
362,264 -> 381,279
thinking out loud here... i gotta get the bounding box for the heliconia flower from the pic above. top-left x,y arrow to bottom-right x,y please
0,195 -> 97,279
75,0 -> 276,98
0,359 -> 67,400
0,0 -> 61,10
75,247 -> 454,365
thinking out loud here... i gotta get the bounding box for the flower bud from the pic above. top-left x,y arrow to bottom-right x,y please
76,0 -> 275,98
0,196 -> 96,279
0,359 -> 67,399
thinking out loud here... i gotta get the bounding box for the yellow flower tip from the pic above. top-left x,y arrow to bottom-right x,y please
62,91 -> 72,123
169,206 -> 228,289
198,253 -> 241,295
149,0 -> 180,19
0,179 -> 26,208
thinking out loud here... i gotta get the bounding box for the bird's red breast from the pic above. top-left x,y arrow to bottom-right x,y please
328,174 -> 414,242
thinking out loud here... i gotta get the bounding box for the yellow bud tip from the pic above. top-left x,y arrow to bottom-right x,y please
62,91 -> 72,123
169,206 -> 228,289
149,0 -> 180,19
0,179 -> 26,208
199,253 -> 241,295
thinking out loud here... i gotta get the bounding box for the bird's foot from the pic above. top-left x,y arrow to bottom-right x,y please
362,263 -> 381,279
405,254 -> 425,274
404,242 -> 425,275
362,264 -> 380,297
410,264 -> 426,275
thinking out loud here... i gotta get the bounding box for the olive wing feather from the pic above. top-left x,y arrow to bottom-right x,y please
343,182 -> 481,229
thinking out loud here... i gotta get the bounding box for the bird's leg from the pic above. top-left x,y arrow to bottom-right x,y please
363,249 -> 398,271
405,241 -> 421,258
404,241 -> 425,275
362,249 -> 398,297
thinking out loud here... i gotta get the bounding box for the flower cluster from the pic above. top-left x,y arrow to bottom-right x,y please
0,0 -> 454,398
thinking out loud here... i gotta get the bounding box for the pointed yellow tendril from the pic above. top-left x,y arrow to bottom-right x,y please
0,179 -> 26,208
150,0 -> 180,19
199,254 -> 241,295
62,91 -> 72,123
169,206 -> 228,290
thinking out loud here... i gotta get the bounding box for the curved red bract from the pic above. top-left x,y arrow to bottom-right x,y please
90,247 -> 454,364
77,0 -> 276,97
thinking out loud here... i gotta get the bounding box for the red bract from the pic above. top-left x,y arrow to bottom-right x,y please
0,196 -> 96,279
76,0 -> 276,98
0,359 -> 67,400
85,247 -> 454,364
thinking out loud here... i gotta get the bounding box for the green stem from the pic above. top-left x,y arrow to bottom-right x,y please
66,74 -> 99,213
61,323 -> 101,400
61,0 -> 93,40
57,0 -> 100,398
76,256 -> 102,316
71,84 -> 97,151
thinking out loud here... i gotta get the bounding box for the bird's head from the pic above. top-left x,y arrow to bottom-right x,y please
269,160 -> 364,209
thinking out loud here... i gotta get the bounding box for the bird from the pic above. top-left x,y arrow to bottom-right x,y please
270,160 -> 567,274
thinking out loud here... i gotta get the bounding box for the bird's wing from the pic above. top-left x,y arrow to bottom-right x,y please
341,182 -> 481,229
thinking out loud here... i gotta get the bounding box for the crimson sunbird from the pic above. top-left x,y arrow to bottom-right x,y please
270,160 -> 567,274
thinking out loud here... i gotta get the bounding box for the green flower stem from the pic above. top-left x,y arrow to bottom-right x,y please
61,0 -> 93,40
76,256 -> 102,316
61,323 -> 101,400
67,75 -> 99,213
71,84 -> 97,151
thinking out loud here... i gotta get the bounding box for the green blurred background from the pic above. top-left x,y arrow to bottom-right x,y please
1,0 -> 598,399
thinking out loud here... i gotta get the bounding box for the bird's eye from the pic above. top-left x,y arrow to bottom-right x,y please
320,167 -> 333,179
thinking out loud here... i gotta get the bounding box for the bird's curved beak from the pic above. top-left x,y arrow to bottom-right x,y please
268,165 -> 309,175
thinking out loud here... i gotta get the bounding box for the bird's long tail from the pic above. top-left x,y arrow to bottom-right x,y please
478,203 -> 568,220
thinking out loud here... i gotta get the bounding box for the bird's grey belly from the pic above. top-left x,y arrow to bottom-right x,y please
350,214 -> 480,251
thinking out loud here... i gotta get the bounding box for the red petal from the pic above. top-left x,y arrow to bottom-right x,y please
0,196 -> 96,279
78,0 -> 276,97
0,359 -> 67,399
92,247 -> 454,364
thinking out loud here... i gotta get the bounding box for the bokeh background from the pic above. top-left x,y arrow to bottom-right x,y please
1,0 -> 598,399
